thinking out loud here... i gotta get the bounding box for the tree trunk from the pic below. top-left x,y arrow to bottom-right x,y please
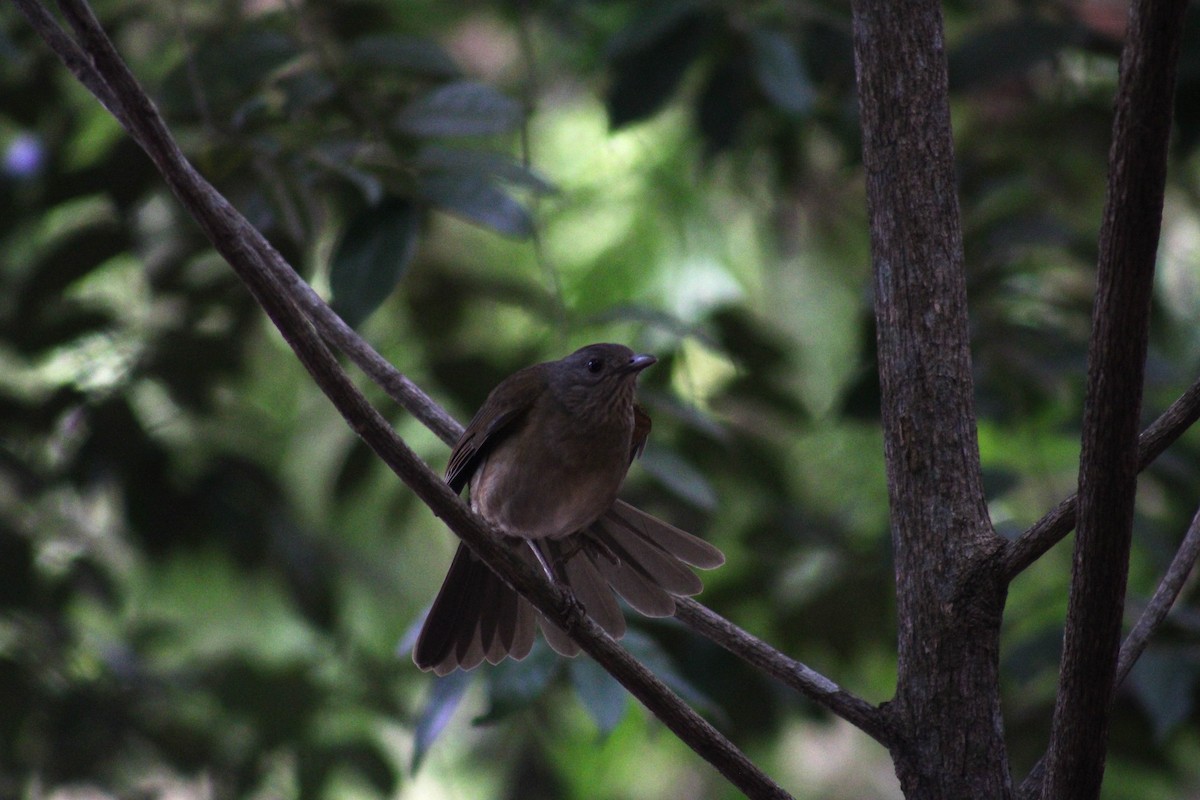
851,2 -> 1012,796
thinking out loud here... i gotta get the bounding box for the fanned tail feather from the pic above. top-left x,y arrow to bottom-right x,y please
412,505 -> 723,673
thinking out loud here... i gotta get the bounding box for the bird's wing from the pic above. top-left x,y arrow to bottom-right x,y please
444,365 -> 544,493
630,403 -> 651,463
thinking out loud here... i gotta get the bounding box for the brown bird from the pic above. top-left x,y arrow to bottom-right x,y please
413,343 -> 724,675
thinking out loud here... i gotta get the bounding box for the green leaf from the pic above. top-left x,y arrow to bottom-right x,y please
570,657 -> 628,734
417,173 -> 534,238
414,146 -> 557,194
329,197 -> 420,328
394,81 -> 522,137
748,29 -> 814,117
348,34 -> 461,78
412,670 -> 473,771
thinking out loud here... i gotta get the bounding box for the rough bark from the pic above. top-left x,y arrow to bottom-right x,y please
1042,1 -> 1188,797
851,2 -> 1011,796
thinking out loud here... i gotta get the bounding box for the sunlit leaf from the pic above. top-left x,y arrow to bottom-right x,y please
329,197 -> 420,328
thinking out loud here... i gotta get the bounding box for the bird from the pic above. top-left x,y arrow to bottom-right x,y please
413,343 -> 725,675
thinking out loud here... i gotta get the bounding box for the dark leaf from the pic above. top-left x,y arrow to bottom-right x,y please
748,29 -> 814,116
348,34 -> 462,78
394,81 -> 522,137
621,630 -> 721,717
414,146 -> 556,194
412,670 -> 473,771
272,520 -> 338,632
330,197 -> 420,328
1129,646 -> 1197,740
476,642 -> 559,723
569,658 -> 628,734
948,17 -> 1081,92
8,306 -> 115,356
707,305 -> 792,371
159,30 -> 300,119
0,523 -> 34,609
330,741 -> 399,794
417,173 -> 534,238
605,4 -> 715,129
696,55 -> 752,156
207,659 -> 321,750
278,69 -> 337,114
310,140 -> 386,204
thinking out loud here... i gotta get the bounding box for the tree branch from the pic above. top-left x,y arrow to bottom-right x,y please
1003,376 -> 1200,582
1016,504 -> 1200,800
1042,0 -> 1189,796
22,1 -> 792,796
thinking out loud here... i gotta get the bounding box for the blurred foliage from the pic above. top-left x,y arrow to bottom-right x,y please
2,0 -> 1200,798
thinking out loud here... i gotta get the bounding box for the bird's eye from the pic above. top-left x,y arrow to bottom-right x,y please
586,358 -> 603,374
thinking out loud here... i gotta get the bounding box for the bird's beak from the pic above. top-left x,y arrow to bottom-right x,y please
623,353 -> 657,374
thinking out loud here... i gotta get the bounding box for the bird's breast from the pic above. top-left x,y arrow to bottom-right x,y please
470,410 -> 633,540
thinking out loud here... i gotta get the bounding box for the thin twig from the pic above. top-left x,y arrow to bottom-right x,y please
1116,510 -> 1200,685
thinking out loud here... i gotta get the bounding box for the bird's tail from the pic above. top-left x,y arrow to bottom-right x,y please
412,504 -> 723,675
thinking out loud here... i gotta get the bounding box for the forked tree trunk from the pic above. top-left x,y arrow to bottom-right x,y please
851,2 -> 1012,796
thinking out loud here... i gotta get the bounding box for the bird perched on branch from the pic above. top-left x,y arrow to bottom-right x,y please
413,343 -> 724,675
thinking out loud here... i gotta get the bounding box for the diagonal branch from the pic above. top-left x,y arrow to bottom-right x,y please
1114,509 -> 1200,687
1016,505 -> 1200,800
1041,0 -> 1189,796
23,1 -> 792,796
1003,376 -> 1200,582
